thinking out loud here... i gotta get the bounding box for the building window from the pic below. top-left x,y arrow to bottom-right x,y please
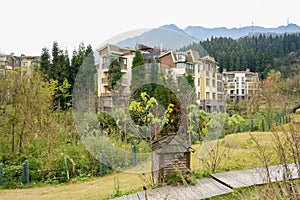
177,54 -> 186,62
212,93 -> 216,100
198,78 -> 200,86
206,78 -> 210,87
242,89 -> 245,95
102,57 -> 109,64
212,79 -> 216,87
217,94 -> 222,101
198,92 -> 200,99
241,77 -> 245,82
119,57 -> 127,65
206,92 -> 210,99
205,63 -> 210,71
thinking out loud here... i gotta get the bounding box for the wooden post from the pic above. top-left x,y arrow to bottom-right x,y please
65,158 -> 70,182
100,151 -> 105,177
276,115 -> 279,127
0,163 -> 3,186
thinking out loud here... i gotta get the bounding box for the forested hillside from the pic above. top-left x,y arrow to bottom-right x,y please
181,33 -> 300,78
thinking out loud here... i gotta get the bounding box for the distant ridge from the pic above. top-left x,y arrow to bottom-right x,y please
116,23 -> 300,50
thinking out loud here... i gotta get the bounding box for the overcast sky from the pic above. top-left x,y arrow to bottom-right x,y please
1,0 -> 299,55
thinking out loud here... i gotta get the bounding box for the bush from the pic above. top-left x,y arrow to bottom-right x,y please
165,169 -> 197,186
193,168 -> 212,179
3,165 -> 22,187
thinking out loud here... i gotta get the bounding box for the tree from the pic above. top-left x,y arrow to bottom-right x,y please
107,58 -> 122,91
187,105 -> 209,143
129,92 -> 174,140
130,50 -> 145,100
72,44 -> 96,111
0,70 -> 54,153
40,47 -> 51,78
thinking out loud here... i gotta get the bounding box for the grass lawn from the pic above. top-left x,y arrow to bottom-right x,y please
0,172 -> 151,200
191,132 -> 281,172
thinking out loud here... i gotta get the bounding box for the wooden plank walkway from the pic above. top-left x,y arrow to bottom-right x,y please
211,163 -> 299,188
114,163 -> 299,200
115,178 -> 233,200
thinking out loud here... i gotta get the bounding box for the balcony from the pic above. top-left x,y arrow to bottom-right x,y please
102,63 -> 109,70
120,63 -> 127,71
229,83 -> 235,88
217,74 -> 222,80
102,78 -> 128,86
102,78 -> 108,84
102,62 -> 127,70
101,93 -> 111,97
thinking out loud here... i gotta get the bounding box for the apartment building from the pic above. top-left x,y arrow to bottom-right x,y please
97,43 -> 226,113
0,53 -> 39,77
158,51 -> 225,113
197,56 -> 225,113
97,44 -> 135,111
222,68 -> 260,102
97,43 -> 161,110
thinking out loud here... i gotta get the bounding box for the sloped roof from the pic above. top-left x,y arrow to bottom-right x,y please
189,49 -> 200,61
201,55 -> 216,62
152,134 -> 194,154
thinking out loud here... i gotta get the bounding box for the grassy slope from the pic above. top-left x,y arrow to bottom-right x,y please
0,172 -> 150,200
1,113 -> 299,200
0,132 -> 276,200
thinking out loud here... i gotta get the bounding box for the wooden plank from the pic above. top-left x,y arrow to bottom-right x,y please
211,163 -> 300,189
212,169 -> 267,188
191,178 -> 233,199
115,164 -> 300,200
174,185 -> 199,200
148,186 -> 172,199
115,178 -> 232,200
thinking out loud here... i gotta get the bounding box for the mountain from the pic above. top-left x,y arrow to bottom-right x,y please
116,24 -> 197,50
185,23 -> 300,40
116,23 -> 300,50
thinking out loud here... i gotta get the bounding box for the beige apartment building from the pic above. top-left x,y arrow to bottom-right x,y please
0,53 -> 39,77
97,44 -> 226,113
159,51 -> 225,113
97,44 -> 135,111
222,68 -> 260,102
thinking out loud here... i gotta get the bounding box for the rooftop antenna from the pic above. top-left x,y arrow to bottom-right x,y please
251,21 -> 254,32
287,18 -> 290,25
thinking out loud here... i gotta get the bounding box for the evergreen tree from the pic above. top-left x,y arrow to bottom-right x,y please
107,58 -> 122,91
40,47 -> 51,78
130,50 -> 145,100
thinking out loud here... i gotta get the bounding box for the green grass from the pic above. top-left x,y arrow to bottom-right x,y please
191,132 -> 281,172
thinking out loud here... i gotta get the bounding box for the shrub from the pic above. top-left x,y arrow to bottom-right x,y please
165,169 -> 197,186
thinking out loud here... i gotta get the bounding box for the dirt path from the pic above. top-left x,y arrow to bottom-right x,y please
0,172 -> 148,200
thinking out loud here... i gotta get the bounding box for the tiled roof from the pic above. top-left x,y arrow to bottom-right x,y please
152,134 -> 193,154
